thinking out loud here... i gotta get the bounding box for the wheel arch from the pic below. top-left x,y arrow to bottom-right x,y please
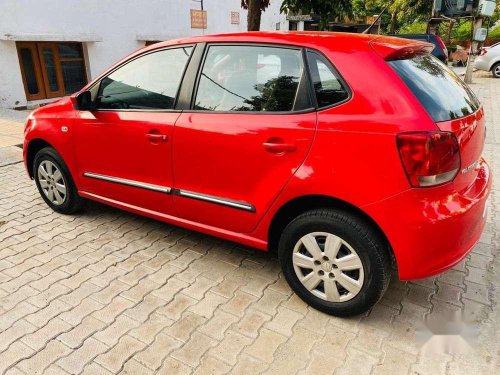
26,138 -> 55,178
267,194 -> 393,260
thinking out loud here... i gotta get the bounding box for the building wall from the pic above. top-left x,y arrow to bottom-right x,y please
0,0 -> 287,108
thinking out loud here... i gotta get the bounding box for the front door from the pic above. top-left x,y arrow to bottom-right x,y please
75,46 -> 193,214
172,44 -> 316,233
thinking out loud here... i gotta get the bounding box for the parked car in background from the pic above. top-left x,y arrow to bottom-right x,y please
391,34 -> 448,63
23,32 -> 490,317
475,42 -> 500,78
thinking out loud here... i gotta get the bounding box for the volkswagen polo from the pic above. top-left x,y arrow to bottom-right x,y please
23,32 -> 491,316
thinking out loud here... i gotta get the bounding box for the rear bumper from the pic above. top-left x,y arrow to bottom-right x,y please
364,158 -> 491,280
474,57 -> 491,72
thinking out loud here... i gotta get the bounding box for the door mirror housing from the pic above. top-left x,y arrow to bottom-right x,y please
76,90 -> 94,111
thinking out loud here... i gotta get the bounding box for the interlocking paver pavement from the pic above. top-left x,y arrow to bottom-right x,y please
0,73 -> 499,374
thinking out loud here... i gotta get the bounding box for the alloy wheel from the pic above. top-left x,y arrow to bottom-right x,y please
37,160 -> 67,206
292,232 -> 365,302
494,65 -> 500,78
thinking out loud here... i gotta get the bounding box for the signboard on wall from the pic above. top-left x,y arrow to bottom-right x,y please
231,11 -> 240,24
190,9 -> 207,29
286,14 -> 313,21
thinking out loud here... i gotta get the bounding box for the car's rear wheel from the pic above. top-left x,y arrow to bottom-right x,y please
492,62 -> 500,78
33,147 -> 84,214
278,209 -> 391,317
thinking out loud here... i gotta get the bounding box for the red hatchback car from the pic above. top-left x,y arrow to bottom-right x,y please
24,32 -> 491,316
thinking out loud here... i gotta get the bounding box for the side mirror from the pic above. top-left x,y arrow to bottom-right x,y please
76,90 -> 94,111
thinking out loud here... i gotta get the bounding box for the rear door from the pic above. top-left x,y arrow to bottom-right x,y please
172,44 -> 316,233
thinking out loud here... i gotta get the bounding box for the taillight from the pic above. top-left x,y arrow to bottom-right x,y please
480,49 -> 487,56
436,36 -> 448,57
396,131 -> 460,187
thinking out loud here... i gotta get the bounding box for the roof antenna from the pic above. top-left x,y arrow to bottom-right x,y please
362,4 -> 390,34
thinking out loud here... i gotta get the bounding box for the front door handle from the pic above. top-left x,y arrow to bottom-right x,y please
263,140 -> 296,153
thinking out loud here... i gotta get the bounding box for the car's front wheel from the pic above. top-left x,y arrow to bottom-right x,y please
278,209 -> 391,317
492,62 -> 500,78
33,147 -> 84,214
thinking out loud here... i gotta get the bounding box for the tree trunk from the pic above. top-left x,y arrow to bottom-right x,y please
389,10 -> 398,34
319,14 -> 328,31
247,0 -> 262,31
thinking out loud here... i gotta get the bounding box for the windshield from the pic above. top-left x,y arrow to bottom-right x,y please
388,55 -> 480,122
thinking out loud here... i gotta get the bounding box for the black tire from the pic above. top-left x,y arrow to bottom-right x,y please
33,147 -> 84,214
278,209 -> 391,317
492,62 -> 500,78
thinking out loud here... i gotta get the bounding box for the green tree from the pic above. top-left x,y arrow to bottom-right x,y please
280,0 -> 353,31
241,0 -> 271,31
353,0 -> 432,34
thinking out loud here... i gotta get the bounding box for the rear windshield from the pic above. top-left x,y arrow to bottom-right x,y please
388,55 -> 480,122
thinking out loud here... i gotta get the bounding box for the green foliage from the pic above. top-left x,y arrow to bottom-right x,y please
280,0 -> 353,30
452,21 -> 472,42
489,25 -> 500,39
240,0 -> 270,11
397,22 -> 427,34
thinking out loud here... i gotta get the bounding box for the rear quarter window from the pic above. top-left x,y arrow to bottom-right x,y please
389,55 -> 480,122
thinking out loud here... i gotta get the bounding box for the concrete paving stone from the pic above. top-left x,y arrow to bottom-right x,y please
220,290 -> 258,317
264,306 -> 304,337
95,335 -> 146,373
91,296 -> 135,324
243,327 -> 287,363
0,340 -> 35,374
194,355 -> 232,375
231,353 -> 268,375
198,309 -> 240,341
80,362 -> 113,375
128,312 -> 173,344
233,308 -> 272,338
58,316 -> 106,349
156,357 -> 193,375
120,358 -> 154,375
156,293 -> 197,321
16,339 -> 72,375
20,317 -> 72,351
135,332 -> 182,370
92,314 -> 139,347
171,331 -> 217,368
164,311 -> 207,342
208,329 -> 252,365
334,347 -> 380,375
56,337 -> 109,374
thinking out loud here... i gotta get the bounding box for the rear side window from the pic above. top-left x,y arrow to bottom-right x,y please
307,51 -> 349,108
97,47 -> 192,110
389,55 -> 480,122
195,45 -> 308,112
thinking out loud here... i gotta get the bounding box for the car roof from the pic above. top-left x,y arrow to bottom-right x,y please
143,31 -> 425,54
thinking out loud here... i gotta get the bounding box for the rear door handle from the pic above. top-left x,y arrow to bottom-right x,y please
262,141 -> 296,153
146,133 -> 168,142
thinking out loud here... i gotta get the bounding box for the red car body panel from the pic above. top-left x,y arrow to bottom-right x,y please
23,32 -> 491,281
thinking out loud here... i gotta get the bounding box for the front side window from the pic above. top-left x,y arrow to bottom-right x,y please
97,47 -> 192,110
307,51 -> 349,108
195,45 -> 306,112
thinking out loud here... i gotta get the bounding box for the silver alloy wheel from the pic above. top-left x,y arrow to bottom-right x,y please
37,160 -> 67,206
292,232 -> 365,302
494,65 -> 500,78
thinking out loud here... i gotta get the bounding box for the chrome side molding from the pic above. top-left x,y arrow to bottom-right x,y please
83,172 -> 172,194
177,189 -> 256,212
83,172 -> 255,212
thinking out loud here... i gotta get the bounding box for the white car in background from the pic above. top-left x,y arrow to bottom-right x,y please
475,42 -> 500,78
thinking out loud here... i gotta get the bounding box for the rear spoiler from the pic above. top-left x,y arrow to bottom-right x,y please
369,37 -> 434,61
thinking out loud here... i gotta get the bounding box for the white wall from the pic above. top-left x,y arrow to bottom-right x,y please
0,0 -> 287,108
